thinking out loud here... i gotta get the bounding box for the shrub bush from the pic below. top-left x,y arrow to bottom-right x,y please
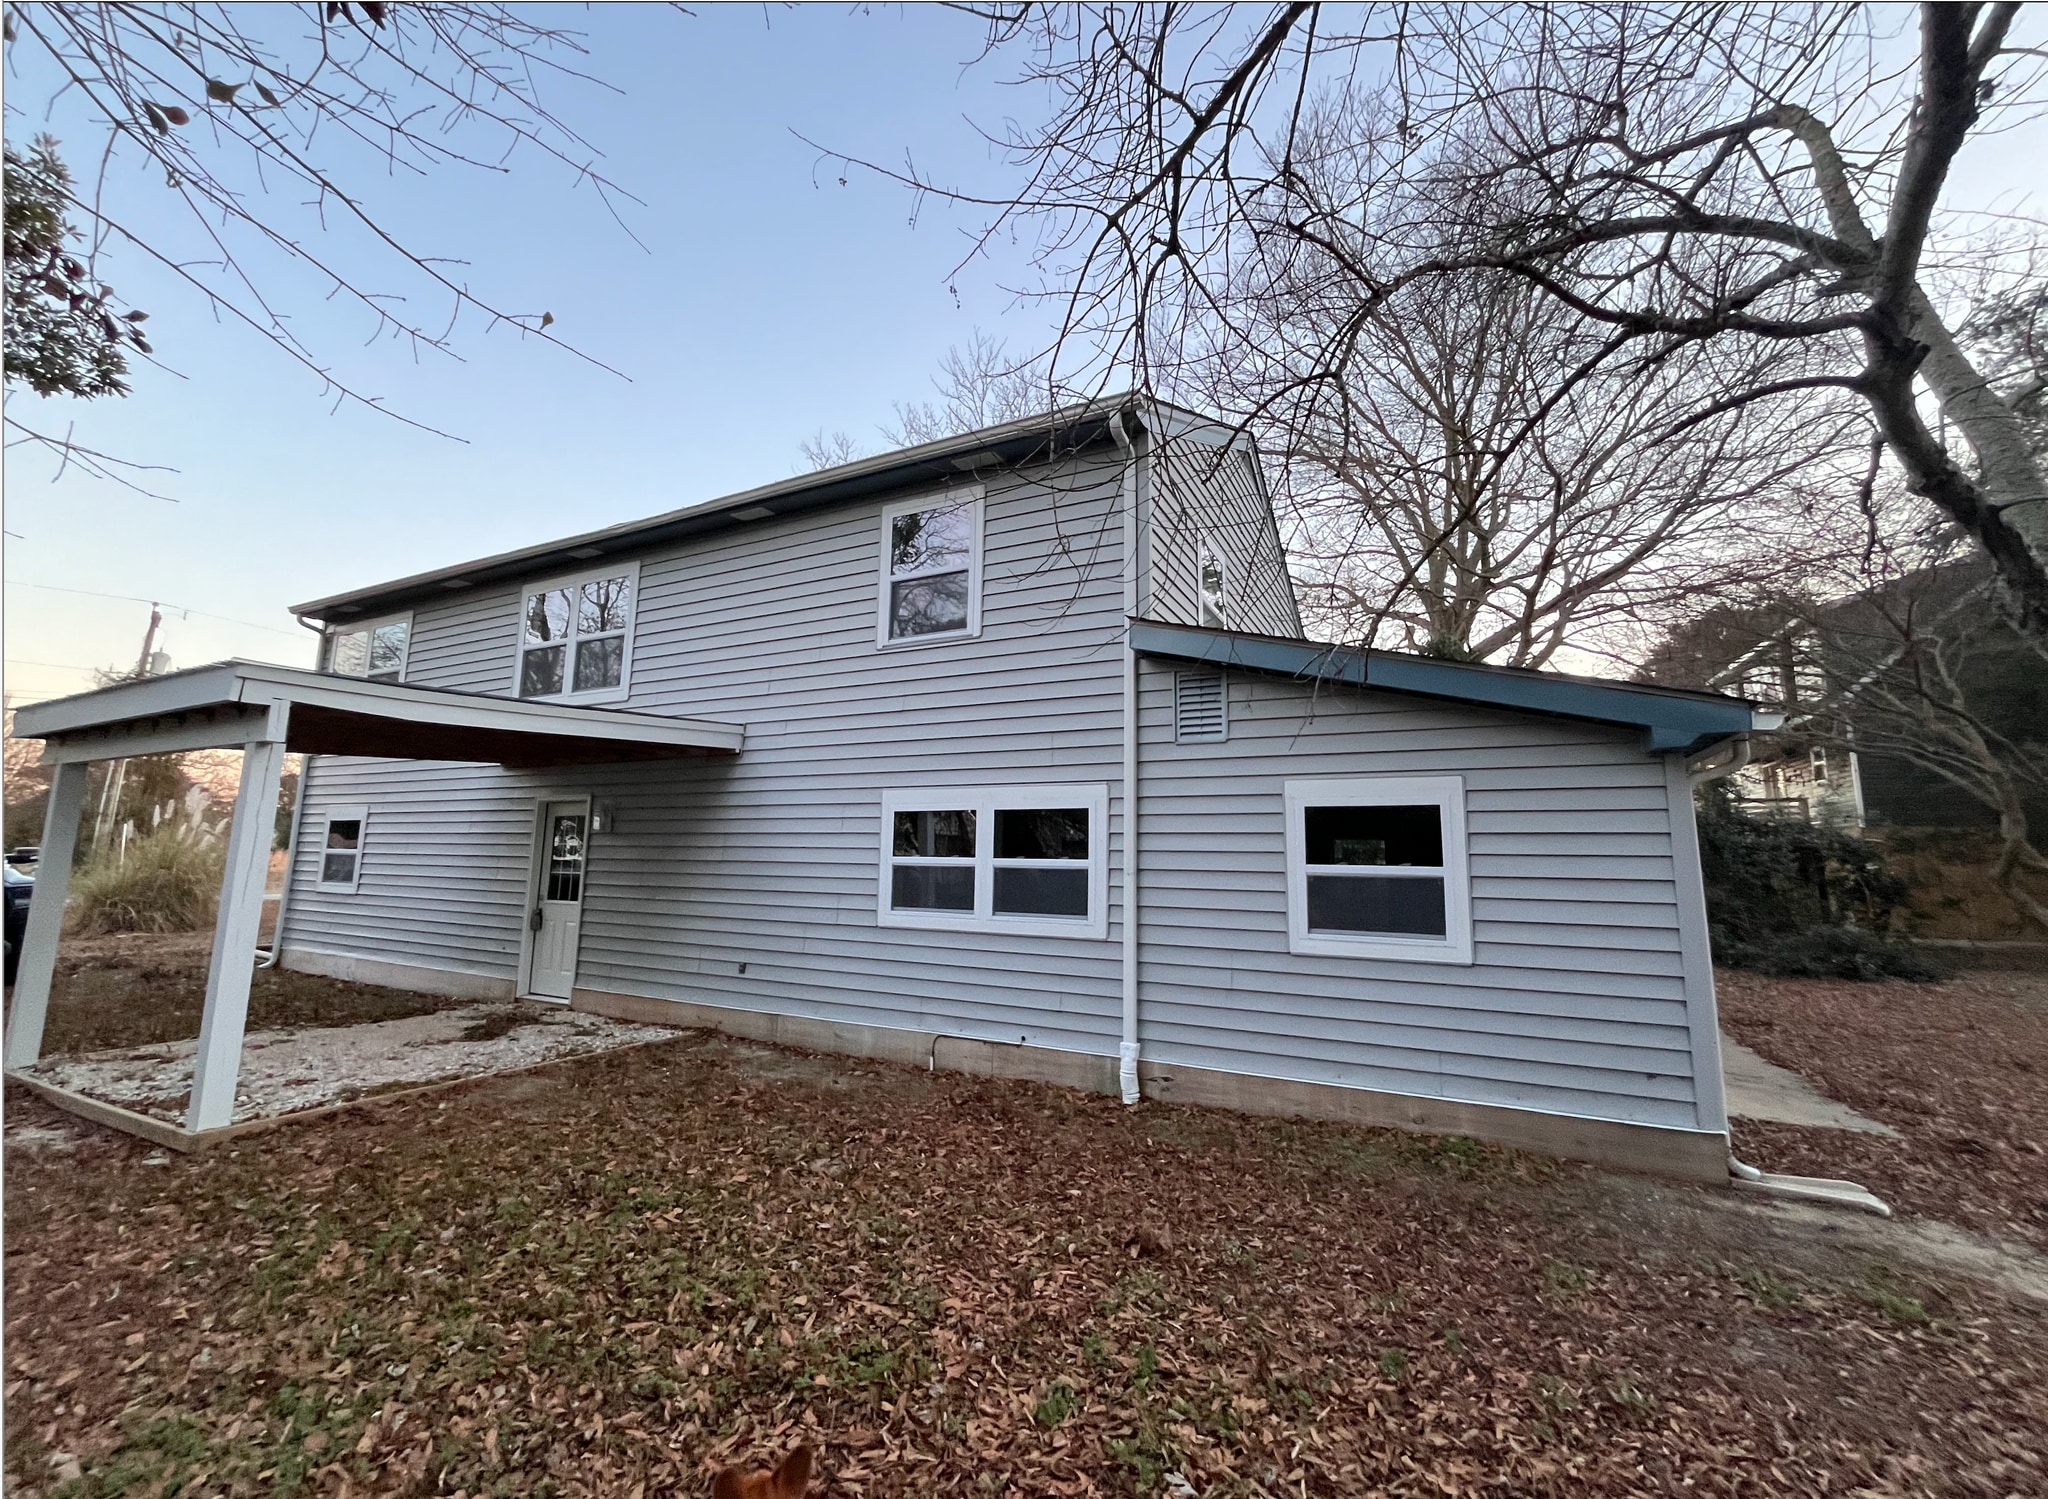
68,821 -> 226,935
1696,785 -> 1950,981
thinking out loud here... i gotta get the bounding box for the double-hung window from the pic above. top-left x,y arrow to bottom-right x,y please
878,488 -> 982,646
880,784 -> 1108,938
1283,776 -> 1472,963
325,615 -> 410,682
315,806 -> 368,893
514,562 -> 640,702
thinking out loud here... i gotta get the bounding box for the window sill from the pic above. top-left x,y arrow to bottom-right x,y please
516,685 -> 633,707
880,907 -> 1110,942
1287,930 -> 1472,964
874,626 -> 983,653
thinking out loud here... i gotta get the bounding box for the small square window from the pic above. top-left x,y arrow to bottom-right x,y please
1284,778 -> 1471,963
315,809 -> 368,893
879,491 -> 982,647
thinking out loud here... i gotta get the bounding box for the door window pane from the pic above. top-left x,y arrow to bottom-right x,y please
892,864 -> 975,911
893,809 -> 975,858
889,501 -> 973,574
546,813 -> 587,902
519,643 -> 566,698
524,588 -> 572,643
994,808 -> 1088,860
1303,805 -> 1443,867
1306,874 -> 1447,937
573,635 -> 624,693
992,866 -> 1089,917
889,573 -> 970,638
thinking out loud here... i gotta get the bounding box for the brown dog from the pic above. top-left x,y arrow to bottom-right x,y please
711,1444 -> 813,1498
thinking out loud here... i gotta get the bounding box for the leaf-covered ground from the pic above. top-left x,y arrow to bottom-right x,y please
1720,967 -> 2048,1250
7,1026 -> 2047,1498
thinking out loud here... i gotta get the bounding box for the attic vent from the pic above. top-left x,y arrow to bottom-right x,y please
1174,669 -> 1227,743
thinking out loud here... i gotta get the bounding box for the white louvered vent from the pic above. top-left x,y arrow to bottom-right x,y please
1174,669 -> 1227,743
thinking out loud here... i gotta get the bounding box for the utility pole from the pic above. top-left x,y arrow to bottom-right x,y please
90,603 -> 163,856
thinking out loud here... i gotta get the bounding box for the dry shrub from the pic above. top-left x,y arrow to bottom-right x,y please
69,822 -> 225,935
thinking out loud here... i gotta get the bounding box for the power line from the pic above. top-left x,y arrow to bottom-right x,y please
1,579 -> 308,640
4,659 -> 101,675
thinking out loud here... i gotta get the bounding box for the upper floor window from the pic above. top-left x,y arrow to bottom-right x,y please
879,488 -> 982,647
326,615 -> 410,682
1198,537 -> 1228,627
515,562 -> 640,702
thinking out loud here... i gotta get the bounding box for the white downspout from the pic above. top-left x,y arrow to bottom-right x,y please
1112,410 -> 1143,1105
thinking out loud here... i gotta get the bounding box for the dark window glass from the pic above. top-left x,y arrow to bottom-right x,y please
1303,804 -> 1443,866
520,643 -> 566,698
573,635 -> 624,692
325,819 -> 362,851
888,572 -> 970,637
993,866 -> 1089,917
578,575 -> 633,634
524,587 -> 571,644
994,808 -> 1088,860
321,852 -> 357,885
1306,874 -> 1447,937
893,809 -> 975,858
889,501 -> 973,574
892,864 -> 975,911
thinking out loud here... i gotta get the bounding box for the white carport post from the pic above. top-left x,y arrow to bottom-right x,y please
3,760 -> 91,1069
186,716 -> 289,1133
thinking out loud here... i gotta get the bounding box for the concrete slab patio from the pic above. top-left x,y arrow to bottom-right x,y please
1720,1034 -> 1900,1136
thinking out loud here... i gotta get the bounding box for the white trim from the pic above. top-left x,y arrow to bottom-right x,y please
323,610 -> 414,683
508,559 -> 643,705
313,804 -> 369,893
518,794 -> 592,1002
1282,775 -> 1473,964
875,486 -> 985,650
878,783 -> 1111,940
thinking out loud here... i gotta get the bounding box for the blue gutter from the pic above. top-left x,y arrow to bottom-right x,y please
1128,620 -> 1764,756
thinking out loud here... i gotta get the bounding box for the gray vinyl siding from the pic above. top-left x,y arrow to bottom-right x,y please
1147,426 -> 1301,638
1135,662 -> 1711,1132
287,450 -> 1133,1054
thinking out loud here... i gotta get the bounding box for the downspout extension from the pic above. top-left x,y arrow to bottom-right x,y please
1687,735 -> 1891,1217
1112,409 -> 1143,1105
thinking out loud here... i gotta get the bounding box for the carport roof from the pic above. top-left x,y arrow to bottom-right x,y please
1130,620 -> 1777,755
12,659 -> 744,767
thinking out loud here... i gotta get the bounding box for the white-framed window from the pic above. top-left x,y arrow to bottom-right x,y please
325,614 -> 411,683
878,783 -> 1109,939
512,560 -> 641,703
1197,535 -> 1228,627
315,805 -> 369,893
878,487 -> 983,647
1283,776 -> 1472,963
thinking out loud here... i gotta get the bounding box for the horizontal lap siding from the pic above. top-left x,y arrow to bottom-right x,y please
289,455 -> 1131,1053
1135,664 -> 1706,1130
1147,421 -> 1300,637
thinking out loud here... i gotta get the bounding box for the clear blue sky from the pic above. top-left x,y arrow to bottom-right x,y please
3,6 -> 2043,704
3,3 -> 1062,701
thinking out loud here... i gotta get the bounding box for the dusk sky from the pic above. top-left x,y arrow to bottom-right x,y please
3,5 -> 2044,705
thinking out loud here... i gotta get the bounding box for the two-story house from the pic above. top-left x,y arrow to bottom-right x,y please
7,397 -> 1769,1178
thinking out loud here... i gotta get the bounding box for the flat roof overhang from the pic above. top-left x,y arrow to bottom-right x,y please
1130,620 -> 1776,756
12,659 -> 744,767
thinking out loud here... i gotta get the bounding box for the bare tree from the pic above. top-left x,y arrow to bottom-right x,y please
2,1 -> 645,468
797,329 -> 1065,469
859,4 -> 2048,645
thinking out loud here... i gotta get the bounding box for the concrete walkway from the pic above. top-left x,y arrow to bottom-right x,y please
1720,1035 -> 1899,1136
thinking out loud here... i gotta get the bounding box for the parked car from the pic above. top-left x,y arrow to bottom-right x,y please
3,864 -> 32,984
5,845 -> 38,871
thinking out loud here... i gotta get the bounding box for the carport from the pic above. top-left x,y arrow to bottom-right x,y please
4,660 -> 742,1144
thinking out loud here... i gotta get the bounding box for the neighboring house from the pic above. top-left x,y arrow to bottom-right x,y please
11,397 -> 1767,1178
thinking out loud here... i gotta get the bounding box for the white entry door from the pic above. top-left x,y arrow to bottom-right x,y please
526,800 -> 589,1000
